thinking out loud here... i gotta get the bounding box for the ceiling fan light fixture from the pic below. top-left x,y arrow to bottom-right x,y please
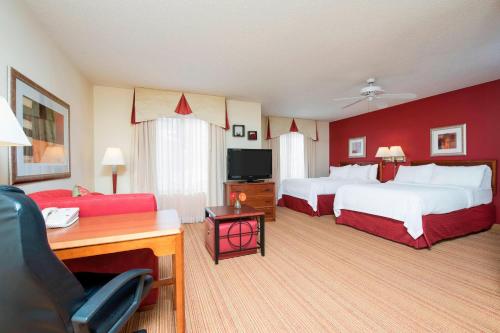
334,78 -> 417,110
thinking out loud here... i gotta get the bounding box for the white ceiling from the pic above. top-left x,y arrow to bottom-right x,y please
23,0 -> 500,120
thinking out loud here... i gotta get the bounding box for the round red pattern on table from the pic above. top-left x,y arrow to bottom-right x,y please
238,192 -> 247,202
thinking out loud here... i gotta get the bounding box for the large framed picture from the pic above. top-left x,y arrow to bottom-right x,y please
430,124 -> 466,156
348,136 -> 366,158
9,68 -> 71,184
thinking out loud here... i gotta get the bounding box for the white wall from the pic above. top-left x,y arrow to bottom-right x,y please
93,86 -> 134,194
0,0 -> 94,193
226,100 -> 262,149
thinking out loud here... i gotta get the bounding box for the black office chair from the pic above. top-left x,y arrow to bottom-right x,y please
0,185 -> 153,333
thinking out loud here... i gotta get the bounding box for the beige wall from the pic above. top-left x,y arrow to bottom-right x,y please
315,121 -> 330,177
226,100 -> 262,149
93,86 -> 134,194
0,0 -> 94,193
93,87 -> 263,193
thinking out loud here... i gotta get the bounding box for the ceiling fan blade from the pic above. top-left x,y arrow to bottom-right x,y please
333,96 -> 364,102
341,96 -> 368,109
379,93 -> 417,100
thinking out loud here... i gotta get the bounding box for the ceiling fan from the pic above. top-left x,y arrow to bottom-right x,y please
334,78 -> 417,109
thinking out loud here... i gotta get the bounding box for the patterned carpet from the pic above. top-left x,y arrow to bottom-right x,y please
124,207 -> 500,332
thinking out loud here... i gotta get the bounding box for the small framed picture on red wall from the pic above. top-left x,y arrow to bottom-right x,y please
348,136 -> 366,158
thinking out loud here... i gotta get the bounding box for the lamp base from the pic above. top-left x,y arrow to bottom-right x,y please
112,172 -> 117,194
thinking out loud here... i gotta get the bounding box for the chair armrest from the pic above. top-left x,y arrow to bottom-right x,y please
71,269 -> 152,333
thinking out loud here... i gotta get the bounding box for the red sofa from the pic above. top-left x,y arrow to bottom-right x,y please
29,189 -> 160,308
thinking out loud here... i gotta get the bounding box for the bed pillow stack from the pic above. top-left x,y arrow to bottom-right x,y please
330,164 -> 378,181
329,165 -> 351,179
394,164 -> 490,189
394,164 -> 434,184
430,165 -> 488,188
347,165 -> 372,180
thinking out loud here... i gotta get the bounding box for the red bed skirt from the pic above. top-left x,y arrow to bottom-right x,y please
278,194 -> 335,216
336,203 -> 496,248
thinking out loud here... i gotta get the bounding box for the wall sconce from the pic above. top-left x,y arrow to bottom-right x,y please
375,146 -> 406,163
375,147 -> 392,163
389,146 -> 406,163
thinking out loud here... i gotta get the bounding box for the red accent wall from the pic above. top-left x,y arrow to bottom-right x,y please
329,79 -> 500,222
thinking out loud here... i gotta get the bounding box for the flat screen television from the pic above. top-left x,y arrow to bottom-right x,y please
227,149 -> 272,182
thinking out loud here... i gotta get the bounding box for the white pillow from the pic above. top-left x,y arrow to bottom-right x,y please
480,166 -> 492,190
394,164 -> 434,184
368,164 -> 378,181
431,165 -> 487,188
347,165 -> 372,180
330,165 -> 351,179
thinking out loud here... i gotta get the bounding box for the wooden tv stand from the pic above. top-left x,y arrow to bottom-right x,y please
224,181 -> 275,221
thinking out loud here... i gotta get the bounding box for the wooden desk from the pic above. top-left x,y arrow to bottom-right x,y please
47,210 -> 185,333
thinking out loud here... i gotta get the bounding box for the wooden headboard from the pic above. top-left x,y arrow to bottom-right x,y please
411,160 -> 497,195
339,161 -> 384,181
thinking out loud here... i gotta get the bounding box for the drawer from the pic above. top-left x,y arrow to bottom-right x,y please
244,195 -> 275,207
228,183 -> 274,196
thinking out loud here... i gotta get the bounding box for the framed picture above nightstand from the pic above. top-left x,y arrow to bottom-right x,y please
348,136 -> 366,158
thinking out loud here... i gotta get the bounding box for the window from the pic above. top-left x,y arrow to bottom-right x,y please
279,132 -> 305,181
155,117 -> 209,222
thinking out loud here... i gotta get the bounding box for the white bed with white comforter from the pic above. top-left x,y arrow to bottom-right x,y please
334,163 -> 493,239
278,177 -> 379,212
278,164 -> 380,213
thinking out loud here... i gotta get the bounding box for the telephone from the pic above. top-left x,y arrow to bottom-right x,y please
42,207 -> 80,228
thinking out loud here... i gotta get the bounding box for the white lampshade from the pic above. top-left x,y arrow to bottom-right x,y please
101,147 -> 125,166
0,96 -> 31,146
375,147 -> 391,158
389,146 -> 405,157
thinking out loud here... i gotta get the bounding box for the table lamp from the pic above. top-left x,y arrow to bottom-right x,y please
0,96 -> 31,183
0,96 -> 31,146
101,147 -> 125,194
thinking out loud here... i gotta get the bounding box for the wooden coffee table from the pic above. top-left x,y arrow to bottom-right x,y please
205,205 -> 265,264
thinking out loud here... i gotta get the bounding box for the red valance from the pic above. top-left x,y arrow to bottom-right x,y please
289,118 -> 299,132
175,94 -> 192,115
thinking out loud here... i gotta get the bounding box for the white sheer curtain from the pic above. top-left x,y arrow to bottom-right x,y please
131,120 -> 157,193
132,117 -> 225,223
279,132 -> 305,181
207,124 -> 226,207
155,118 -> 209,223
304,136 -> 317,178
263,136 -> 281,198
